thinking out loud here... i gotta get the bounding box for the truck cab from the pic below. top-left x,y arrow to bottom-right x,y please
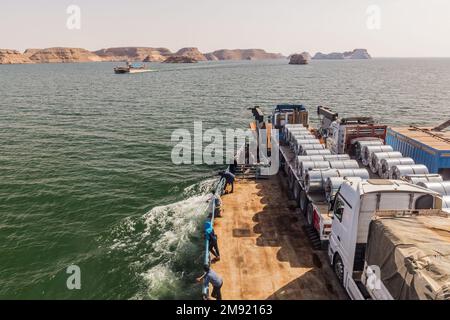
328,179 -> 438,299
317,106 -> 387,156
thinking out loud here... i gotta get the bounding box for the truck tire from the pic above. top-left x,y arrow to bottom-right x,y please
306,203 -> 314,226
333,254 -> 344,285
299,190 -> 309,216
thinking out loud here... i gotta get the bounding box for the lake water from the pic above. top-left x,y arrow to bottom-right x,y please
0,58 -> 449,299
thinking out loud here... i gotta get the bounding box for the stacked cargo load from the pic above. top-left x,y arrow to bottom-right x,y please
390,164 -> 429,180
378,158 -> 415,179
416,181 -> 450,211
365,211 -> 450,300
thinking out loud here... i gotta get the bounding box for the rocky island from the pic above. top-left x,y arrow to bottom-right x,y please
289,52 -> 311,65
312,49 -> 371,60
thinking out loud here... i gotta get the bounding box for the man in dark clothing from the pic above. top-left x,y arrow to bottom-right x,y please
229,159 -> 238,174
197,265 -> 223,300
219,170 -> 235,193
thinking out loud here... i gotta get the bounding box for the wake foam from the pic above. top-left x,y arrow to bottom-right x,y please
110,178 -> 217,299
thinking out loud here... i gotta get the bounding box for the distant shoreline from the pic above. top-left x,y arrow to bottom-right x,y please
2,57 -> 449,67
0,47 -> 373,65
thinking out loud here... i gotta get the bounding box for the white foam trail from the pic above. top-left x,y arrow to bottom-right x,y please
110,178 -> 218,299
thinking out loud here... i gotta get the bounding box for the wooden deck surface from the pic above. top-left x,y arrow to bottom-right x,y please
211,176 -> 347,300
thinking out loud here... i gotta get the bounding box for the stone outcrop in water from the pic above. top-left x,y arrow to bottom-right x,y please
0,49 -> 33,64
175,47 -> 207,61
163,55 -> 198,63
27,47 -> 103,63
313,49 -> 371,60
95,47 -> 172,62
289,52 -> 311,65
205,49 -> 284,61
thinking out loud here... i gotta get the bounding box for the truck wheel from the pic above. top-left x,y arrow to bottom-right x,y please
299,190 -> 309,216
306,203 -> 314,226
333,254 -> 344,285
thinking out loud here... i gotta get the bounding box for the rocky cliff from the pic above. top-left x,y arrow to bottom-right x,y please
313,49 -> 371,60
175,47 -> 207,61
23,49 -> 41,57
163,55 -> 198,63
206,49 -> 284,61
313,52 -> 345,60
95,47 -> 171,62
0,49 -> 32,64
204,53 -> 219,61
28,47 -> 103,63
343,49 -> 371,59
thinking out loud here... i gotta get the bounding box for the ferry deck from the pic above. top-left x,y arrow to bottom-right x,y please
212,176 -> 347,299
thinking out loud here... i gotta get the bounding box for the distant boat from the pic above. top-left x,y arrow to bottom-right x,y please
114,62 -> 154,74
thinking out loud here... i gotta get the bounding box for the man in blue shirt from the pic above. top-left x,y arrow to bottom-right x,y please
197,265 -> 223,300
204,220 -> 220,261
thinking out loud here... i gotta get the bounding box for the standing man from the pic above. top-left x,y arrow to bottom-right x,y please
219,170 -> 235,194
197,265 -> 223,300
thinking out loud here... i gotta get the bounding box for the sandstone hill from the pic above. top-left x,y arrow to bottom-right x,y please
27,47 -> 103,63
175,47 -> 207,61
205,49 -> 284,61
94,47 -> 171,62
0,49 -> 33,64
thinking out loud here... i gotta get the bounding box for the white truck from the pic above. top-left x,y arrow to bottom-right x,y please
317,106 -> 387,156
327,179 -> 448,300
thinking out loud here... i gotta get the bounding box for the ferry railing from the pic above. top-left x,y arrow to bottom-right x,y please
201,175 -> 227,298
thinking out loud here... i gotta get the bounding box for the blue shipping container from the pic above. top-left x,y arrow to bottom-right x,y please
386,127 -> 450,178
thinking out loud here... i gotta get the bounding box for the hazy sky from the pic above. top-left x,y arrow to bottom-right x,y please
2,0 -> 450,57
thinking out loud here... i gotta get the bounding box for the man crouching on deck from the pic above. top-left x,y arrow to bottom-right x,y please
196,265 -> 223,300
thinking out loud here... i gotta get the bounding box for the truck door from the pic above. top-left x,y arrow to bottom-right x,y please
332,193 -> 354,272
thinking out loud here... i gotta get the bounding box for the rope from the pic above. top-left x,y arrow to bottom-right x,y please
201,173 -> 227,297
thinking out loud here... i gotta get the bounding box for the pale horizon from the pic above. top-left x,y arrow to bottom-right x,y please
2,0 -> 450,57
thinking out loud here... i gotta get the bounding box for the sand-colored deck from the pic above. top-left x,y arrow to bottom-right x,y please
212,176 -> 347,300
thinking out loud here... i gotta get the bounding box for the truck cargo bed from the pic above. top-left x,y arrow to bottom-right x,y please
366,211 -> 450,300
